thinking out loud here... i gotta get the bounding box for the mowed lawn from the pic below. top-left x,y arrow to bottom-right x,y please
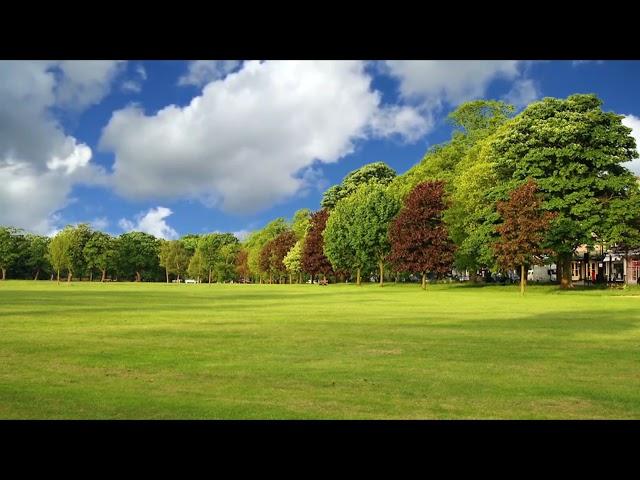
1,280 -> 640,419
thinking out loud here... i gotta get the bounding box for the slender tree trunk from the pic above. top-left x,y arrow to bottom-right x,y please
101,269 -> 106,282
379,261 -> 384,287
520,264 -> 526,296
356,268 -> 361,286
1,268 -> 5,280
422,273 -> 426,290
299,272 -> 302,284
57,269 -> 60,285
89,271 -> 93,282
209,268 -> 212,284
559,253 -> 573,289
34,269 -> 40,281
67,272 -> 72,283
136,271 -> 141,282
166,268 -> 169,283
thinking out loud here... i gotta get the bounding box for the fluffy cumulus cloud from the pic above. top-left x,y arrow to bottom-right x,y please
0,61 -> 119,233
383,60 -> 522,108
622,115 -> 640,175
101,60 -> 428,214
119,206 -> 179,240
178,60 -> 241,87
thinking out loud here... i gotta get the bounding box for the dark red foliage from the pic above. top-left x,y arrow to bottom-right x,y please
261,230 -> 297,277
388,181 -> 456,275
235,248 -> 250,280
492,179 -> 555,270
301,209 -> 333,277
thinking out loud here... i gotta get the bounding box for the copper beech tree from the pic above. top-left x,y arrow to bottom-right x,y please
492,179 -> 555,295
260,231 -> 297,283
301,209 -> 333,282
388,181 -> 456,289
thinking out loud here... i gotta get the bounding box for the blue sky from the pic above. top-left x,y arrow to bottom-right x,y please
2,60 -> 640,239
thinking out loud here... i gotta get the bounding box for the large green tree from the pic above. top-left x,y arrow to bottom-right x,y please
25,234 -> 50,280
83,231 -> 116,282
48,229 -> 73,284
0,227 -> 26,280
490,94 -> 639,288
116,232 -> 160,282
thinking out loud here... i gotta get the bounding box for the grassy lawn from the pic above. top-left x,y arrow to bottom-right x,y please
1,280 -> 640,419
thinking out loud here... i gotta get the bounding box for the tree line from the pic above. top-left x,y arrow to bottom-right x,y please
1,94 -> 639,292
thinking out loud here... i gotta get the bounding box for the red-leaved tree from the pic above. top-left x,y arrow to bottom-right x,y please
388,181 -> 456,289
492,178 -> 556,295
235,248 -> 250,282
301,209 -> 333,281
260,231 -> 297,283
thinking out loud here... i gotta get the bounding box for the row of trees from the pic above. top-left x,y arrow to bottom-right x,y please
2,94 -> 639,291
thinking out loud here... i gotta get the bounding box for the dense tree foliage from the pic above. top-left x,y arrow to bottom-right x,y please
388,181 -> 456,289
321,162 -> 396,209
490,94 -> 639,288
301,209 -> 333,281
492,179 -> 555,294
117,232 -> 160,282
83,232 -> 116,282
0,227 -> 26,280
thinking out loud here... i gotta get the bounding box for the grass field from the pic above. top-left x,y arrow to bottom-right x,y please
1,280 -> 640,419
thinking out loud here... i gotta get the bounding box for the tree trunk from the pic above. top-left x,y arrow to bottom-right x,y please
559,253 -> 573,289
136,271 -> 141,282
1,268 -> 5,280
57,269 -> 60,285
356,268 -> 361,286
299,272 -> 302,284
422,273 -> 426,290
89,271 -> 93,282
269,273 -> 272,284
67,272 -> 72,283
166,268 -> 169,284
208,268 -> 212,284
469,270 -> 478,283
101,269 -> 106,282
520,264 -> 526,296
34,269 -> 40,281
379,261 -> 384,287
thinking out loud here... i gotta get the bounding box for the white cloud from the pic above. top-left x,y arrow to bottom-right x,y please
622,115 -> 640,175
121,80 -> 142,93
178,60 -> 241,87
46,140 -> 92,174
383,60 -> 522,108
503,79 -> 540,109
90,217 -> 109,231
119,206 -> 179,240
572,60 -> 604,66
55,60 -> 125,110
370,105 -> 431,142
101,60 -> 424,215
0,61 -> 117,233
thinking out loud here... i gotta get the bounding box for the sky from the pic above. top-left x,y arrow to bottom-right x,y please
2,60 -> 640,240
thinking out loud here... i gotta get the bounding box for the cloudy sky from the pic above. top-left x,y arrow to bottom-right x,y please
2,60 -> 640,239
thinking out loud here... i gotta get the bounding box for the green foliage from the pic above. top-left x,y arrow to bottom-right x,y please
283,240 -> 303,275
215,242 -> 240,282
66,224 -> 93,278
198,233 -> 239,281
243,218 -> 289,278
47,229 -> 73,280
324,183 -> 400,278
187,248 -> 207,281
291,208 -> 311,240
25,234 -> 50,279
321,162 -> 396,209
181,234 -> 201,255
490,94 -> 639,256
116,232 -> 161,281
83,232 -> 116,279
0,227 -> 26,278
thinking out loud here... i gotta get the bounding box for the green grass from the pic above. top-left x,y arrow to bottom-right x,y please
1,280 -> 640,419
